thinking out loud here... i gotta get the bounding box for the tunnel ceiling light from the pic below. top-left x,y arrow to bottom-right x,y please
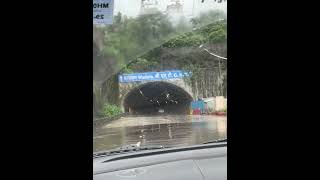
123,81 -> 193,113
139,89 -> 144,96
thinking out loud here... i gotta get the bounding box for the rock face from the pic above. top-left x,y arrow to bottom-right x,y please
93,26 -> 118,83
93,26 -> 104,52
93,26 -> 120,118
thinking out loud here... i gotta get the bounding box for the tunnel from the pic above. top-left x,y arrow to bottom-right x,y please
123,81 -> 193,115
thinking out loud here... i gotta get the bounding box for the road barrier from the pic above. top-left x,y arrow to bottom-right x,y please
191,96 -> 227,115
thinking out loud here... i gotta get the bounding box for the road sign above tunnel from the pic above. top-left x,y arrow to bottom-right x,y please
119,70 -> 192,83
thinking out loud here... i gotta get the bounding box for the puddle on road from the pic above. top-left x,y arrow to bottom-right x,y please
93,115 -> 226,152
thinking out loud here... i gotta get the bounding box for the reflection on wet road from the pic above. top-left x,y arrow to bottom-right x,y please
93,115 -> 227,152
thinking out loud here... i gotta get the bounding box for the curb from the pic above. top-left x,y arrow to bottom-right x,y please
93,113 -> 128,129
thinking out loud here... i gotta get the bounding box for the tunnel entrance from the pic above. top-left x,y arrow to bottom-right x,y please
123,81 -> 193,115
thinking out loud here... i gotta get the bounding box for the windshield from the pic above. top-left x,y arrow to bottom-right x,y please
93,0 -> 227,153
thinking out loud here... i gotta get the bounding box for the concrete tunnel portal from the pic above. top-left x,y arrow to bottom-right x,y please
123,81 -> 193,115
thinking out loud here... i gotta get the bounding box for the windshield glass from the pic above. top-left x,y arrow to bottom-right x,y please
93,0 -> 227,153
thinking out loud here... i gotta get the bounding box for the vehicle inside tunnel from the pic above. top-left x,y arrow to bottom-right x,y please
123,82 -> 193,115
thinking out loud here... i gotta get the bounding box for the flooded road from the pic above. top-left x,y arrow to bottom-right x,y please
93,115 -> 227,152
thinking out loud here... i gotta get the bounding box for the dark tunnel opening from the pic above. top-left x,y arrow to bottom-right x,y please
123,82 -> 193,115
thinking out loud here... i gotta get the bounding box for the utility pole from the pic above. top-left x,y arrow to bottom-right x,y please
217,59 -> 223,96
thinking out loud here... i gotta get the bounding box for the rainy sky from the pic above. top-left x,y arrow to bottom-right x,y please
113,0 -> 227,18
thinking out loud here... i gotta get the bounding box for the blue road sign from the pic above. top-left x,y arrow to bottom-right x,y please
119,70 -> 192,83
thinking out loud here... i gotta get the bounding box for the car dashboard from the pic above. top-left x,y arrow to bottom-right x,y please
93,142 -> 227,180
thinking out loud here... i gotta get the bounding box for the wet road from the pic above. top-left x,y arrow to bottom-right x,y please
93,115 -> 227,152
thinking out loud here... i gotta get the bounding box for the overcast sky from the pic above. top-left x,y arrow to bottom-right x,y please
113,0 -> 227,18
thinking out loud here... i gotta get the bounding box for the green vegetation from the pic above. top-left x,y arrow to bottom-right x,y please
100,10 -> 226,72
163,21 -> 226,48
125,58 -> 159,73
122,20 -> 226,74
102,11 -> 176,71
191,10 -> 226,29
102,104 -> 122,119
